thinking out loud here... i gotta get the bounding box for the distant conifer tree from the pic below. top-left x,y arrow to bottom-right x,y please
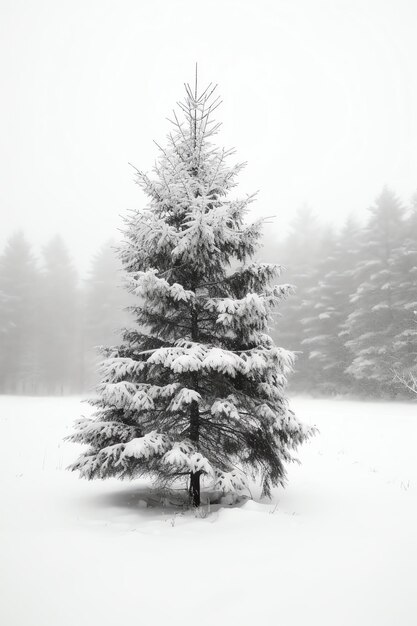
38,235 -> 79,394
0,232 -> 40,393
273,207 -> 322,390
345,188 -> 405,394
300,218 -> 362,394
83,240 -> 130,387
390,195 -> 417,390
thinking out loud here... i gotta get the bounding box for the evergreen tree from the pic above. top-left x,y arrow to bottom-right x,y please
38,235 -> 80,394
390,196 -> 417,386
0,232 -> 40,393
0,289 -> 11,334
273,207 -> 323,390
68,76 -> 315,506
300,218 -> 362,394
344,188 -> 405,395
298,227 -> 340,392
83,240 -> 131,388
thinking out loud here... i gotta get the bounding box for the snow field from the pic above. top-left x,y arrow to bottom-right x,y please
0,395 -> 416,626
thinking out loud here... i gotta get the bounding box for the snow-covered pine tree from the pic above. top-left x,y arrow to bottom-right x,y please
273,207 -> 323,391
298,227 -> 340,392
391,196 -> 417,390
300,218 -> 363,394
68,74 -> 315,506
0,232 -> 40,394
83,240 -> 131,388
344,188 -> 405,395
39,235 -> 80,394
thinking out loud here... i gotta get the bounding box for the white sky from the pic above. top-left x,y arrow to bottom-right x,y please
1,0 -> 416,271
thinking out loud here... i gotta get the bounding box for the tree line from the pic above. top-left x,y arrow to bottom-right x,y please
271,187 -> 417,398
1,186 -> 416,398
0,234 -> 129,394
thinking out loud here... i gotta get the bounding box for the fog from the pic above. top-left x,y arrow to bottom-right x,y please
1,0 -> 417,271
2,7 -> 417,622
1,0 -> 417,398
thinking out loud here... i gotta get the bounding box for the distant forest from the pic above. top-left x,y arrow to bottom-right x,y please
0,187 -> 416,398
0,236 -> 130,395
270,187 -> 417,398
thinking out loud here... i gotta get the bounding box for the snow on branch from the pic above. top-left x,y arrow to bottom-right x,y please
169,388 -> 202,411
66,419 -> 140,447
126,269 -> 195,303
121,431 -> 171,461
215,470 -> 248,494
162,441 -> 213,475
393,369 -> 417,396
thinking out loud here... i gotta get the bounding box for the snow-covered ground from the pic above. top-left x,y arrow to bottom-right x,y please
0,396 -> 416,626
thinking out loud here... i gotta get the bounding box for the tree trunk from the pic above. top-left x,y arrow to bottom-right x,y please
189,290 -> 201,507
188,73 -> 211,487
189,397 -> 201,506
189,471 -> 201,507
